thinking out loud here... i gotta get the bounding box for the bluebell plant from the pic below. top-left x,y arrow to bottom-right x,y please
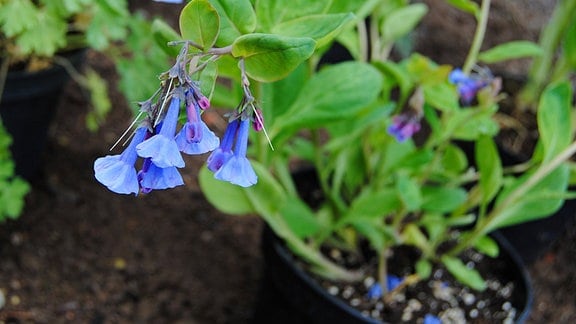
95,0 -> 576,322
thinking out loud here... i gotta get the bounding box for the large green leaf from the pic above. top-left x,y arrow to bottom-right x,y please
272,13 -> 354,47
491,166 -> 570,230
271,61 -> 382,137
209,0 -> 256,46
441,255 -> 486,291
396,172 -> 422,212
421,186 -> 467,213
179,0 -> 220,51
537,82 -> 573,162
478,41 -> 542,64
279,196 -> 322,238
199,165 -> 255,215
152,18 -> 182,57
255,0 -> 332,31
231,33 -> 316,82
261,63 -> 309,126
445,0 -> 479,16
198,161 -> 288,217
381,4 -> 428,44
423,83 -> 459,112
475,135 -> 502,205
346,189 -> 401,220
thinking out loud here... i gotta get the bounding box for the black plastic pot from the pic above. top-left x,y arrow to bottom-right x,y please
0,50 -> 85,181
253,226 -> 533,324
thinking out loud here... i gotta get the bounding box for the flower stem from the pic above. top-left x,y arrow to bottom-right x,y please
462,0 -> 491,74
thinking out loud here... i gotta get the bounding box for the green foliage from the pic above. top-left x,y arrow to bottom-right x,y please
0,121 -> 30,222
93,0 -> 576,294
478,41 -> 543,64
231,33 -> 316,82
180,0 -> 220,51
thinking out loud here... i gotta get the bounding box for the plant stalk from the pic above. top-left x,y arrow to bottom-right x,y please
462,0 -> 491,74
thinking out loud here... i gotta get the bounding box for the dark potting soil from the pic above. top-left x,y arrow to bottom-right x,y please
0,0 -> 575,323
314,244 -> 524,323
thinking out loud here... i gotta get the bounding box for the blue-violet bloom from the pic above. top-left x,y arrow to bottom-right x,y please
366,274 -> 403,299
423,314 -> 442,324
449,68 -> 489,105
138,158 -> 184,193
94,126 -> 148,195
176,92 -> 219,155
206,118 -> 238,173
212,118 -> 257,187
387,114 -> 421,142
137,96 -> 185,168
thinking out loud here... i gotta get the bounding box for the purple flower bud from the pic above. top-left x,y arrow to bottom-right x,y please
387,114 -> 421,142
197,95 -> 210,110
253,109 -> 264,132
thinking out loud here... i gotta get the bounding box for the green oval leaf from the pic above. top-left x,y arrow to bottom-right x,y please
272,13 -> 354,47
381,4 -> 428,44
445,0 -> 479,16
478,41 -> 543,64
475,135 -> 503,205
231,33 -> 316,82
441,255 -> 486,291
256,0 -> 332,31
179,0 -> 220,51
271,61 -> 382,137
537,81 -> 573,162
474,235 -> 499,258
198,161 -> 287,217
152,18 -> 182,57
209,0 -> 256,46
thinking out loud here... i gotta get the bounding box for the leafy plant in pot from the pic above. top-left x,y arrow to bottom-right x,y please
93,0 -> 575,322
490,0 -> 576,264
0,0 -> 179,181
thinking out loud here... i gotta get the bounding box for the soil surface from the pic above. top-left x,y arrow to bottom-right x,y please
1,1 -> 575,323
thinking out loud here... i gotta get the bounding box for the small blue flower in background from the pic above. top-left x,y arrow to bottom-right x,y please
387,114 -> 421,142
137,96 -> 186,168
209,118 -> 257,187
449,68 -> 490,105
423,313 -> 442,324
367,283 -> 382,299
176,91 -> 219,155
138,158 -> 184,193
366,274 -> 404,299
94,126 -> 148,195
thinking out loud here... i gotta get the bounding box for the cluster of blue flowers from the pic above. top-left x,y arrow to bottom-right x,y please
94,80 -> 259,195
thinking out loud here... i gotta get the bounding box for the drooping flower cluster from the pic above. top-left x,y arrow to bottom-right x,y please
94,47 -> 263,194
94,82 -> 221,195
